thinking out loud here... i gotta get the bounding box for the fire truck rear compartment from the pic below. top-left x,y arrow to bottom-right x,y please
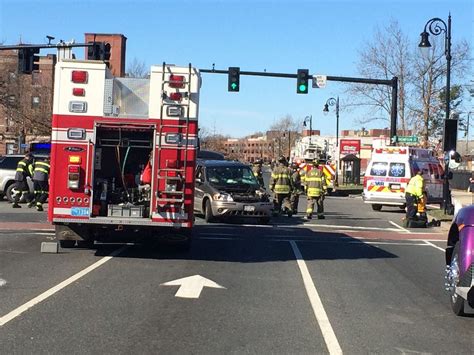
93,126 -> 154,218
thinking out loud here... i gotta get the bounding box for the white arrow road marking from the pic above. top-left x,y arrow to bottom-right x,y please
0,278 -> 7,287
161,275 -> 225,299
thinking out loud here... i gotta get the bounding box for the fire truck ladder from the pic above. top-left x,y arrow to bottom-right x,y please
156,63 -> 193,209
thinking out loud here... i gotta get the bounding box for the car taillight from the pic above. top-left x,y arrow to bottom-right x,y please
71,70 -> 88,84
68,165 -> 80,173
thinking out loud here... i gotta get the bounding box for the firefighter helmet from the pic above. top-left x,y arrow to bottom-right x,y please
278,156 -> 287,164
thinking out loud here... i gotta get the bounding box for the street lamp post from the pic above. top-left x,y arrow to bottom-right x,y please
419,14 -> 453,213
323,97 -> 340,185
303,115 -> 313,145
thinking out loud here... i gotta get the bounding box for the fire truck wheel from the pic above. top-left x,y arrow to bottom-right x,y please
59,240 -> 76,248
371,204 -> 382,211
204,199 -> 216,223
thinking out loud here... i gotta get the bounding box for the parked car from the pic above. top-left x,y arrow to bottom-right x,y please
0,154 -> 49,202
194,159 -> 273,223
445,205 -> 474,315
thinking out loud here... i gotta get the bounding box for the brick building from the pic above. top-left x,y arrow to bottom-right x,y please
0,49 -> 55,155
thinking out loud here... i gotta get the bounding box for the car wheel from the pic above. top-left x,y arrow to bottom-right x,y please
6,183 -> 19,203
204,199 -> 216,223
371,204 -> 382,211
446,242 -> 465,316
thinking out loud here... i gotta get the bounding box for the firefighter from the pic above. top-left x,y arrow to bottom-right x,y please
270,156 -> 293,217
290,163 -> 303,214
12,152 -> 34,208
305,159 -> 327,220
405,170 -> 425,221
29,157 -> 50,211
252,159 -> 264,187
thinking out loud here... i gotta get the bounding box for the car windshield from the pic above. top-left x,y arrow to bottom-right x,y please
206,166 -> 259,187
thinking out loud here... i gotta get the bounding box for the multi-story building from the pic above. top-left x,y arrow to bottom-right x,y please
0,49 -> 55,155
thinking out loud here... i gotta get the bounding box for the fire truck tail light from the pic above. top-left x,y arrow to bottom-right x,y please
72,88 -> 85,96
69,156 -> 81,164
71,70 -> 88,83
68,165 -> 80,173
169,92 -> 183,101
169,75 -> 185,88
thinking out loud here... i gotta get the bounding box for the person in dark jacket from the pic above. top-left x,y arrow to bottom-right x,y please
12,153 -> 34,208
269,156 -> 293,217
252,160 -> 264,187
290,163 -> 303,214
28,157 -> 50,211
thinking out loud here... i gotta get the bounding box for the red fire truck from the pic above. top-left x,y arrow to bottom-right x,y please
49,60 -> 200,248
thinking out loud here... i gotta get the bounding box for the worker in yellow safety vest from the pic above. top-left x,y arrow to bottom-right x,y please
405,170 -> 425,220
270,156 -> 293,217
304,159 -> 327,220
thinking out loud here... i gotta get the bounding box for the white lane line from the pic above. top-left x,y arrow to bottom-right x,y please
389,220 -> 411,233
304,223 -> 400,232
424,240 -> 445,252
289,241 -> 342,355
0,245 -> 127,327
353,241 -> 429,246
0,249 -> 28,254
0,278 -> 7,287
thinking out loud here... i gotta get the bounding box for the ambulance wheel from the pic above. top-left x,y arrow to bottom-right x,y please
204,199 -> 216,223
372,204 -> 382,211
447,243 -> 466,316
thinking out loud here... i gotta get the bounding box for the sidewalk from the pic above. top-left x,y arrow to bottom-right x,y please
451,189 -> 474,210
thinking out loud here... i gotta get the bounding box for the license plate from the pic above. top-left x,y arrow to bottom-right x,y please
244,205 -> 255,212
71,207 -> 90,216
390,184 -> 401,190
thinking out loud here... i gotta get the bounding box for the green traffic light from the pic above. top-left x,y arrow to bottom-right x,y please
299,84 -> 307,91
231,83 -> 238,90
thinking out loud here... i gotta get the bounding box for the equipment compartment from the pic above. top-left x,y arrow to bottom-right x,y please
92,125 -> 154,218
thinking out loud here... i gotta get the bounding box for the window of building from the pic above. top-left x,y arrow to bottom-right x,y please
32,96 -> 40,108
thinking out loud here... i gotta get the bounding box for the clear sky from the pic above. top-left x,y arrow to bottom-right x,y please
1,0 -> 473,138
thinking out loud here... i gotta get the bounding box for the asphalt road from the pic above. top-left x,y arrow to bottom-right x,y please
0,189 -> 472,353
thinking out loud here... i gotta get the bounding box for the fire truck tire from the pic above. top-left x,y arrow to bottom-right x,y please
371,204 -> 382,211
59,240 -> 76,248
204,199 -> 216,223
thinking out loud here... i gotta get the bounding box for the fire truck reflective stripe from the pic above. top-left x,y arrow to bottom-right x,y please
52,130 -> 94,141
53,208 -> 73,215
152,212 -> 189,219
323,165 -> 335,176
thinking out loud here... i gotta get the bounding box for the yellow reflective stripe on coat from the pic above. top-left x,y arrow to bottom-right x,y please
274,184 -> 290,193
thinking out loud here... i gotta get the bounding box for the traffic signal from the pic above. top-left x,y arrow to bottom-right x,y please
18,48 -> 40,74
32,48 -> 40,71
228,67 -> 240,92
103,43 -> 111,62
296,69 -> 309,94
443,119 -> 458,152
87,42 -> 103,60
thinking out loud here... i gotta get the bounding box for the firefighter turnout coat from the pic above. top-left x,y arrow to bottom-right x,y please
270,164 -> 293,195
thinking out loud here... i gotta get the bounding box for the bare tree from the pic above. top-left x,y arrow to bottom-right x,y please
411,37 -> 470,146
126,57 -> 148,78
350,20 -> 412,130
269,114 -> 301,158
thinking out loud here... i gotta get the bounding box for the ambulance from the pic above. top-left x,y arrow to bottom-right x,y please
363,146 -> 444,211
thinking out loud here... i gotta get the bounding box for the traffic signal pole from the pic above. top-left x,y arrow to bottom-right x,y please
200,68 -> 398,139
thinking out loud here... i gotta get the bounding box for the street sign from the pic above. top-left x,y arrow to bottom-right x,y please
394,136 -> 418,143
312,75 -> 326,88
20,144 -> 28,148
